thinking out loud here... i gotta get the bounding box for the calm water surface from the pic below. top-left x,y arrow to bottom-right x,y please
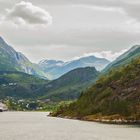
0,112 -> 140,140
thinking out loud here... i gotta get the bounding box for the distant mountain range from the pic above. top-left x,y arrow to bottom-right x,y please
39,56 -> 110,79
0,36 -> 110,80
38,45 -> 140,101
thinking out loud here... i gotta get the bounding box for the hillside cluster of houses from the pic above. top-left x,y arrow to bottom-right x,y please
1,83 -> 17,87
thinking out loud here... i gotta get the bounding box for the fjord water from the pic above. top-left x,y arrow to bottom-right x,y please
0,112 -> 139,140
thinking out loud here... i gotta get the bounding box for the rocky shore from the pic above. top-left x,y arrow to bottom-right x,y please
50,113 -> 140,125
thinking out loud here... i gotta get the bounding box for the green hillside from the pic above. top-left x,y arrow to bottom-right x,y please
0,67 -> 99,101
0,71 -> 47,99
52,57 -> 140,123
40,67 -> 100,101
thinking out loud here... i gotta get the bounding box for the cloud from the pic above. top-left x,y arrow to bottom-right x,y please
89,49 -> 128,61
3,0 -> 138,23
72,49 -> 128,62
3,1 -> 52,27
0,0 -> 140,62
30,0 -> 140,23
124,4 -> 140,22
71,1 -> 140,23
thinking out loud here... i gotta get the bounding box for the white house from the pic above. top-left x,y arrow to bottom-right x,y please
0,102 -> 8,111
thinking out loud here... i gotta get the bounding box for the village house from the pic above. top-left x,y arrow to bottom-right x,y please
0,102 -> 8,112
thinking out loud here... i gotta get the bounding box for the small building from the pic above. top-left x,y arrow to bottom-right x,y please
9,83 -> 17,86
0,102 -> 8,111
38,99 -> 51,103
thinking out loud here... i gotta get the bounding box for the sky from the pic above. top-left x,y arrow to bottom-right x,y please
0,0 -> 140,63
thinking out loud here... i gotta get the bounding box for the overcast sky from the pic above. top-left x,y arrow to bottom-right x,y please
0,0 -> 140,62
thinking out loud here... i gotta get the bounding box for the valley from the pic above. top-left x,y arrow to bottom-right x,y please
1,1 -> 140,139
0,36 -> 140,124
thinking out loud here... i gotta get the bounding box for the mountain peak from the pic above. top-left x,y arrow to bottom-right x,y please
72,55 -> 109,62
39,55 -> 110,79
103,45 -> 140,72
0,36 -> 6,44
0,36 -> 3,40
129,45 -> 140,52
119,45 -> 140,60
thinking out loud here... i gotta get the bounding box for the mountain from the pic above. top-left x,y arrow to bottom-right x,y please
0,36 -> 109,80
0,67 -> 99,101
0,71 -> 47,99
52,57 -> 140,123
103,45 -> 140,73
0,37 -> 46,78
39,56 -> 110,79
39,67 -> 100,101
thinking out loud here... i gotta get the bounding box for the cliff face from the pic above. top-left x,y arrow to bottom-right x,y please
53,57 -> 140,123
0,37 -> 46,79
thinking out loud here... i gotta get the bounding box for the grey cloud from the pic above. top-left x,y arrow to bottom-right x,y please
30,0 -> 140,22
3,1 -> 52,26
27,0 -> 139,6
6,27 -> 140,51
1,0 -> 140,23
1,0 -> 140,62
124,4 -> 140,22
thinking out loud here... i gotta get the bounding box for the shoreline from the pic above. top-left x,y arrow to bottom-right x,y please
60,116 -> 140,125
2,111 -> 140,125
50,114 -> 140,125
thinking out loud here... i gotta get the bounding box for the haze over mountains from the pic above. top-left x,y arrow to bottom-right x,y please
39,56 -> 110,79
